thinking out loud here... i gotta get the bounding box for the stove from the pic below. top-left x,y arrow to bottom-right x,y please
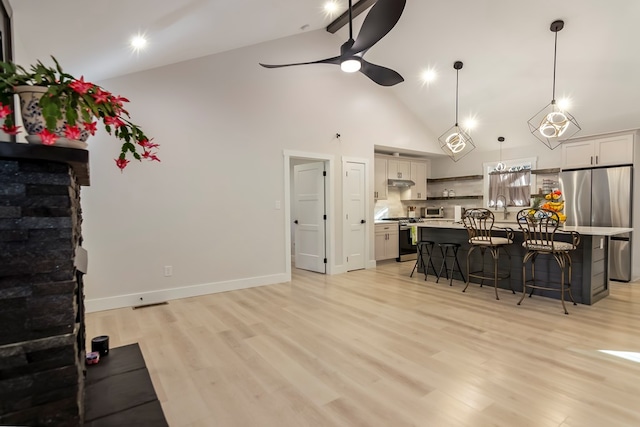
381,217 -> 426,225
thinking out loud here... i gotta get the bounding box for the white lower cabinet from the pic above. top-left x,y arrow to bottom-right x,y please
375,223 -> 399,261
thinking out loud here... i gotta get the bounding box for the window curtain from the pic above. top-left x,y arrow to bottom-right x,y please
488,170 -> 530,207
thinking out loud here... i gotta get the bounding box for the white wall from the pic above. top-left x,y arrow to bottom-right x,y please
77,30 -> 439,311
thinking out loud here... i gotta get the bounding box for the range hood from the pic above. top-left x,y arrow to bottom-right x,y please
388,179 -> 415,187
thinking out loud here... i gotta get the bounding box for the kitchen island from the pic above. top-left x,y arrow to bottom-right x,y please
410,220 -> 632,305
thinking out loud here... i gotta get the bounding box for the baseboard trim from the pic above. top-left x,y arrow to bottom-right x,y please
85,273 -> 289,313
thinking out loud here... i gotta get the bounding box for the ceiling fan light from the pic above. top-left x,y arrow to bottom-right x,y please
340,58 -> 361,73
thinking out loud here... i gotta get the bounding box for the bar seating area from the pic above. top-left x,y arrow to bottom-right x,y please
407,210 -> 613,314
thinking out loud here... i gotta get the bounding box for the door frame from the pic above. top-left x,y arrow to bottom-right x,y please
342,156 -> 373,270
284,150 -> 335,278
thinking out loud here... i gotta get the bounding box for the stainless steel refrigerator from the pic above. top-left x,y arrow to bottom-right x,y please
559,165 -> 633,281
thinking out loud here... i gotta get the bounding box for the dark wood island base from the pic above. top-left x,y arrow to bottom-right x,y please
413,222 -> 631,305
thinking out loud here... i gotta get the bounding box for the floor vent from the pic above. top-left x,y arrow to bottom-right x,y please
132,301 -> 168,310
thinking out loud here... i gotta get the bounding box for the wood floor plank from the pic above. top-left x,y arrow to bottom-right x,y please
86,261 -> 640,426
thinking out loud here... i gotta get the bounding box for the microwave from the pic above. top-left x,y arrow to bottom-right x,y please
420,206 -> 444,218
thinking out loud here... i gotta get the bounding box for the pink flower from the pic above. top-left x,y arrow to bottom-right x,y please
83,121 -> 98,135
92,88 -> 109,103
104,116 -> 125,128
69,76 -> 94,94
142,150 -> 161,162
39,129 -> 58,145
111,95 -> 129,107
64,124 -> 81,140
1,124 -> 21,135
138,138 -> 159,149
115,158 -> 129,171
0,104 -> 12,118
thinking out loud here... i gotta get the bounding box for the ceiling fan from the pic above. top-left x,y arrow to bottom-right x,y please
259,0 -> 406,86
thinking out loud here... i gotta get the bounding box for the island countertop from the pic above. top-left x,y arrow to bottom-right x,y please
409,220 -> 632,236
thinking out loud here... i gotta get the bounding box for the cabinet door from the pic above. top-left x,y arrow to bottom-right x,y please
374,230 -> 387,261
374,157 -> 388,200
387,159 -> 411,179
400,161 -> 428,200
411,161 -> 427,199
596,134 -> 634,166
386,229 -> 399,258
561,141 -> 595,169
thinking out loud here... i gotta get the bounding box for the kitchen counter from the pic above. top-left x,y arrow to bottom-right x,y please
410,221 -> 632,236
409,221 -> 628,305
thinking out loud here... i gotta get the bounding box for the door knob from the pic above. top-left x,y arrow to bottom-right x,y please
361,219 -> 366,224
294,220 -> 298,224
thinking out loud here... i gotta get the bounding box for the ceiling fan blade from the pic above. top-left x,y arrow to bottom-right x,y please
260,56 -> 341,68
360,59 -> 404,86
350,0 -> 406,54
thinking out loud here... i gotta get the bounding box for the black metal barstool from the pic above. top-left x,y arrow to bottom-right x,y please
410,240 -> 436,280
461,208 -> 516,300
516,208 -> 580,314
436,242 -> 466,286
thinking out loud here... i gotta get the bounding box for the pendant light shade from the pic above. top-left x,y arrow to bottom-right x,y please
528,20 -> 580,150
439,61 -> 475,162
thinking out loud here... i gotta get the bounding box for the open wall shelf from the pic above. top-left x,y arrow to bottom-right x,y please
427,174 -> 483,183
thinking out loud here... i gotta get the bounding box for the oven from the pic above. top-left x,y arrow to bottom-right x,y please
398,223 -> 418,262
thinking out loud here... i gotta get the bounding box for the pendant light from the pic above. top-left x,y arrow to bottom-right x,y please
439,61 -> 475,162
495,136 -> 506,172
528,20 -> 580,149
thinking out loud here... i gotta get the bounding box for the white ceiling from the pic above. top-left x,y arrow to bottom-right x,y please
10,0 -> 640,153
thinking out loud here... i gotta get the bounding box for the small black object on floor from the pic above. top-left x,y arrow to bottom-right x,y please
84,343 -> 168,426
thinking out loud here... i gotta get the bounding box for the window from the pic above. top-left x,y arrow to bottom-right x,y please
483,158 -> 536,209
487,170 -> 531,208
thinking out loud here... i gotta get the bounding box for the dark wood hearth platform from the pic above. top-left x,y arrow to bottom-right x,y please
84,344 -> 168,426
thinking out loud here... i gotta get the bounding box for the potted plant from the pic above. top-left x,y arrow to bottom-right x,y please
0,57 -> 159,170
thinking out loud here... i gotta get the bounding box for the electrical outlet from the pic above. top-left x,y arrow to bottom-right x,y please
164,265 -> 173,277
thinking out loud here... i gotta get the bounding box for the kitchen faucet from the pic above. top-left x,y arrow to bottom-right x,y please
495,194 -> 509,220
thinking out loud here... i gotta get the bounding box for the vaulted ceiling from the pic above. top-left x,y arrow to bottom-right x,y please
10,0 -> 640,152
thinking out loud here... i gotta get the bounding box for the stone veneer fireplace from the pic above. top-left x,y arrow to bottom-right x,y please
0,141 -> 89,426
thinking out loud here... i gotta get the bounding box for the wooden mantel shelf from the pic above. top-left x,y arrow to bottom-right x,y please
0,141 -> 90,186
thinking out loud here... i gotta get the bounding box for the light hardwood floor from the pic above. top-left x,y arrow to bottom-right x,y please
86,261 -> 640,427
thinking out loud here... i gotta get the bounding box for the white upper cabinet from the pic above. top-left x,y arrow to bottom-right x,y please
561,133 -> 635,169
374,156 -> 388,200
400,161 -> 428,200
387,159 -> 411,180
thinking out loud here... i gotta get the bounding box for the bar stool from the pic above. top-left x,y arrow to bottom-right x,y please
516,208 -> 580,314
410,240 -> 436,280
436,242 -> 466,286
461,208 -> 515,300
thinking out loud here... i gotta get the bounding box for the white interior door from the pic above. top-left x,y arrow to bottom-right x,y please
293,162 -> 326,273
344,162 -> 366,271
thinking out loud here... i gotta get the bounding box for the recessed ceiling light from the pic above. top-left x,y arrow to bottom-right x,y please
557,97 -> 571,110
463,117 -> 478,130
420,68 -> 437,83
324,1 -> 340,15
130,34 -> 147,51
